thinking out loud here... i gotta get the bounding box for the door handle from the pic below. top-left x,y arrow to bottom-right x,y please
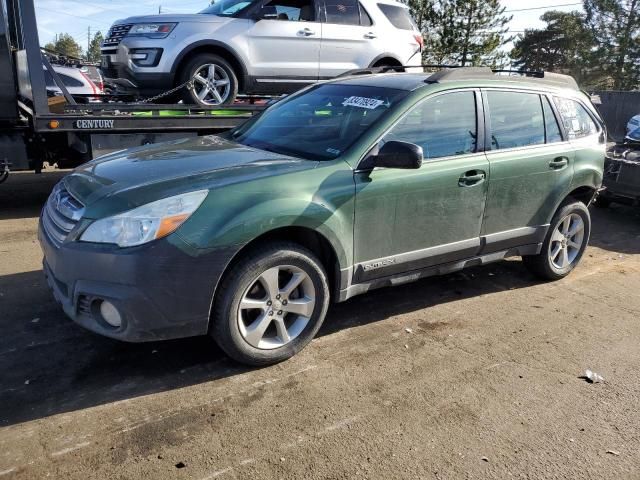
459,170 -> 486,187
299,28 -> 315,36
549,156 -> 569,170
364,32 -> 377,39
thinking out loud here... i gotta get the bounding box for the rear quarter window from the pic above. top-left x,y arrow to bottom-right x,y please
377,3 -> 415,30
554,97 -> 599,139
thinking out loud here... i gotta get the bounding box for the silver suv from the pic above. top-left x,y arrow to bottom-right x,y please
100,0 -> 422,106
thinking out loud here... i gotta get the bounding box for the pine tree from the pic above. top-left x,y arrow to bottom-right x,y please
86,31 -> 104,63
584,0 -> 640,90
424,0 -> 512,67
510,11 -> 598,87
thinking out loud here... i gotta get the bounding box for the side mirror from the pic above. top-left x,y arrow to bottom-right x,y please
374,141 -> 423,169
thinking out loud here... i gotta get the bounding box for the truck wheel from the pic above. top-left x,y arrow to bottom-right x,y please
523,200 -> 591,281
179,54 -> 238,106
211,243 -> 330,366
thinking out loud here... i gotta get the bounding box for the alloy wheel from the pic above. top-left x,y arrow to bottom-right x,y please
238,265 -> 316,350
549,213 -> 585,270
190,63 -> 231,105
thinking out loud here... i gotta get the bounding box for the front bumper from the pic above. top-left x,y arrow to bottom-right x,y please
101,41 -> 173,94
39,220 -> 238,342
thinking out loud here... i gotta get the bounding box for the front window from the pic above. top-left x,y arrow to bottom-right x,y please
231,84 -> 408,160
199,0 -> 257,16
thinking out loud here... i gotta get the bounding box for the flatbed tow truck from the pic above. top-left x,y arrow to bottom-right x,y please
0,0 -> 268,184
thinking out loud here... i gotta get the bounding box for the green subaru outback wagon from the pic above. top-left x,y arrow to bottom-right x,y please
39,67 -> 605,365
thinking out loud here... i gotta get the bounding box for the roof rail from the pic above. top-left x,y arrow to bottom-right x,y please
337,64 -> 580,90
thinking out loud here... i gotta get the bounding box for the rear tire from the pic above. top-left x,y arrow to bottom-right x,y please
523,200 -> 591,281
211,242 -> 330,366
178,53 -> 239,107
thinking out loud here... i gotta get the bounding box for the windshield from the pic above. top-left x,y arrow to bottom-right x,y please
232,84 -> 408,161
199,0 -> 256,16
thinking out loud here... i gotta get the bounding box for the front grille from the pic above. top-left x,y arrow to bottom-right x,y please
102,24 -> 133,48
42,183 -> 84,247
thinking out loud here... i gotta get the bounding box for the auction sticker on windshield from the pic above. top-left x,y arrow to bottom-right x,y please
342,96 -> 385,110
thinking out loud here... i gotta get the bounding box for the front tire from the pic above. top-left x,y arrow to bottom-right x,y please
523,200 -> 591,280
211,243 -> 330,366
179,53 -> 238,106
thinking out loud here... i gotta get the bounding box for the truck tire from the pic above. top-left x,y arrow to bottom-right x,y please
211,242 -> 330,366
523,200 -> 591,281
179,53 -> 238,106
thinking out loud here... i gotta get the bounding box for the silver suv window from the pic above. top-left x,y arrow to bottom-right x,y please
377,3 -> 415,30
199,0 -> 257,16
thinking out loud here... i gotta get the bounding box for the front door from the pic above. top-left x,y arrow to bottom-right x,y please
353,90 -> 489,282
481,90 -> 575,252
318,0 -> 381,78
246,0 -> 321,82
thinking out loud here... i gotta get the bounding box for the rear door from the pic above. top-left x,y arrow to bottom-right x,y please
353,89 -> 490,282
318,0 -> 382,78
246,0 -> 321,81
481,90 -> 574,253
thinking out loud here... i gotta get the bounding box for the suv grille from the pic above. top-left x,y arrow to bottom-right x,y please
42,183 -> 84,247
103,24 -> 133,48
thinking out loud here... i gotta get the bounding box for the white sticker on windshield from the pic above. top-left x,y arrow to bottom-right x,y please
342,96 -> 385,110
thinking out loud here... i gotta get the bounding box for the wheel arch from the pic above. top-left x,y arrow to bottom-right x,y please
369,54 -> 403,68
171,41 -> 249,90
566,185 -> 599,206
209,226 -> 346,324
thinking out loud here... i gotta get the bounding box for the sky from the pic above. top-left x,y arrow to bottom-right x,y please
34,0 -> 585,53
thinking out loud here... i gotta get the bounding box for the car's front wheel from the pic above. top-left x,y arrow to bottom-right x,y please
179,53 -> 238,107
211,243 -> 330,366
523,200 -> 591,280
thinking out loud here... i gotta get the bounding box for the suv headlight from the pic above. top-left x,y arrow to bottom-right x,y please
127,23 -> 177,39
81,190 -> 208,247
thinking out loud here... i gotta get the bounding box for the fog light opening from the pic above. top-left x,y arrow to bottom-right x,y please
99,300 -> 122,328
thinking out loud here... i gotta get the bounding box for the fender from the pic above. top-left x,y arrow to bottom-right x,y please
204,196 -> 352,270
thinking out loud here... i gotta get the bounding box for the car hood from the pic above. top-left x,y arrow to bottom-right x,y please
117,14 -> 230,24
64,136 -> 316,214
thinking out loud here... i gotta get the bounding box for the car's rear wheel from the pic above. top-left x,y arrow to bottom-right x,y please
179,53 -> 238,107
523,200 -> 591,280
211,243 -> 330,366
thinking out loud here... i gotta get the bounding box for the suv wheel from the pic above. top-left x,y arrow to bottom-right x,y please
523,200 -> 591,280
179,53 -> 238,106
212,243 -> 330,366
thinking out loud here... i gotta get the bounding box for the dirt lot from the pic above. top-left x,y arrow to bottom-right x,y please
1,170 -> 639,479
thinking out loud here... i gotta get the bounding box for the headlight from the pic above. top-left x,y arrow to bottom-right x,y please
80,190 -> 208,247
127,23 -> 177,38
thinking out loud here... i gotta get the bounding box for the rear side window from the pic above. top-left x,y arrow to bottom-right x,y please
554,97 -> 599,139
324,0 -> 360,25
263,0 -> 315,21
487,91 -> 545,150
542,96 -> 563,143
377,3 -> 415,30
59,74 -> 85,88
384,91 -> 477,159
44,71 -> 84,88
359,3 -> 373,26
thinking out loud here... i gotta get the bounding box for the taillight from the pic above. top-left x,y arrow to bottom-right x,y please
413,34 -> 424,50
80,71 -> 100,95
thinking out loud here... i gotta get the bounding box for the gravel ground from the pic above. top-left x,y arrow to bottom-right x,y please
1,170 -> 639,479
